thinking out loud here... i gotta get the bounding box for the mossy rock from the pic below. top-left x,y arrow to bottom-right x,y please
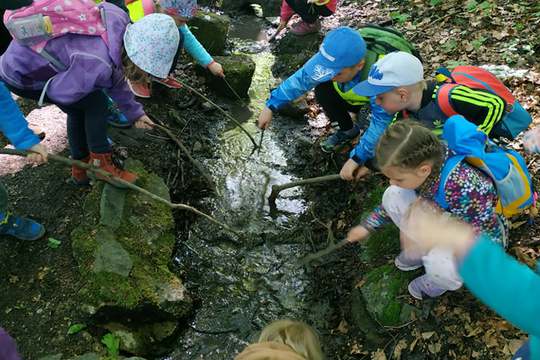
272,51 -> 315,78
188,11 -> 230,55
71,160 -> 191,352
359,264 -> 417,326
197,54 -> 255,98
275,31 -> 322,55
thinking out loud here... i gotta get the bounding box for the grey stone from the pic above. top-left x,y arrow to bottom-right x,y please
197,54 -> 255,98
188,11 -> 230,55
93,229 -> 133,277
99,184 -> 126,230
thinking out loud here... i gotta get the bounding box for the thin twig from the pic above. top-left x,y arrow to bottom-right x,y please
257,129 -> 265,155
223,77 -> 246,104
0,149 -> 239,235
268,174 -> 342,206
174,79 -> 258,149
152,122 -> 216,192
300,239 -> 350,266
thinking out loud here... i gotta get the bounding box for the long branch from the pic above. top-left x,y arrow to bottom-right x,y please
300,239 -> 350,265
0,149 -> 239,235
176,80 -> 259,149
268,174 -> 342,206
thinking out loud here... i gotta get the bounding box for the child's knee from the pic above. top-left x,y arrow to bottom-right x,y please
382,186 -> 416,212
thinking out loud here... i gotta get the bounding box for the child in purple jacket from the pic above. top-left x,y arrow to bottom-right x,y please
0,5 -> 179,186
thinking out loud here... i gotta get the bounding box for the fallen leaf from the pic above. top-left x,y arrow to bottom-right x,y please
371,349 -> 387,360
392,339 -> 408,359
337,319 -> 349,334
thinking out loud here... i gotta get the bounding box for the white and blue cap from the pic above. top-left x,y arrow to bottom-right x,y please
353,51 -> 424,97
303,27 -> 366,82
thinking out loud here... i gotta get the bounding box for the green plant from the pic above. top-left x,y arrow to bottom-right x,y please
67,323 -> 86,335
101,333 -> 120,359
471,36 -> 487,49
466,0 -> 478,11
442,39 -> 458,53
389,11 -> 410,24
430,0 -> 442,5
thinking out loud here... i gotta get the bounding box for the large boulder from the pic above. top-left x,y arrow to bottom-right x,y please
188,10 -> 230,55
197,54 -> 256,98
71,160 -> 192,356
201,0 -> 280,16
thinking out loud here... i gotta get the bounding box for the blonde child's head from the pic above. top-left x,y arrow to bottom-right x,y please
353,51 -> 424,114
376,121 -> 444,190
235,319 -> 323,360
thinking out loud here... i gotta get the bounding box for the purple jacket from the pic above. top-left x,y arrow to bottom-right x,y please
0,328 -> 21,360
0,3 -> 144,122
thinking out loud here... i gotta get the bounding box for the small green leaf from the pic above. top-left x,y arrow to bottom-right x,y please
466,0 -> 478,11
67,323 -> 86,335
430,0 -> 442,5
101,333 -> 120,358
48,238 -> 62,249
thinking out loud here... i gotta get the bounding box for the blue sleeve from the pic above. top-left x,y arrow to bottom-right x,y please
349,98 -> 393,164
0,82 -> 40,150
265,65 -> 320,110
179,25 -> 213,67
459,235 -> 540,338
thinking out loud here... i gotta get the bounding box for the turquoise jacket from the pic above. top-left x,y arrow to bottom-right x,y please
179,25 -> 213,67
459,235 -> 540,359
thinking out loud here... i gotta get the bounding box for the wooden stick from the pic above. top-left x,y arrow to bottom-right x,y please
175,79 -> 259,149
268,174 -> 342,206
0,149 -> 239,235
300,239 -> 350,265
152,122 -> 216,192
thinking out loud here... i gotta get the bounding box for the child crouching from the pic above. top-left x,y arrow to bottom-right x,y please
346,121 -> 508,299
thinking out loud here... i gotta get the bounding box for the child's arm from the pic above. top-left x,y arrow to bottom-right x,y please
179,25 -> 213,67
460,235 -> 540,338
449,85 -> 505,136
266,66 -> 321,112
341,99 -> 393,179
0,82 -> 40,150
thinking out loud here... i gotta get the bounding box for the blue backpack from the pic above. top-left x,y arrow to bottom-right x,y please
435,115 -> 536,219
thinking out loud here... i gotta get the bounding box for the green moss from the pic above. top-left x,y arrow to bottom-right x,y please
188,11 -> 230,55
360,264 -> 417,326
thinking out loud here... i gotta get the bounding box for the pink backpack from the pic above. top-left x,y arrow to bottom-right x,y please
4,0 -> 108,54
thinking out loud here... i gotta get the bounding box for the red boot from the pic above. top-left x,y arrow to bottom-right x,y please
71,156 -> 90,186
89,152 -> 138,186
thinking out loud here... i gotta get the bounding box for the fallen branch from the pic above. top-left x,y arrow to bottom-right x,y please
152,122 -> 216,193
175,79 -> 259,149
300,239 -> 350,265
0,149 -> 239,235
268,174 -> 342,206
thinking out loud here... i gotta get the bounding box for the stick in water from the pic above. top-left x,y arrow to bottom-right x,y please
300,239 -> 350,265
268,174 -> 342,206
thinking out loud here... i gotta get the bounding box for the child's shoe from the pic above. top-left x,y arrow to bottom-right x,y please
105,96 -> 131,128
89,152 -> 138,187
290,19 -> 320,36
128,80 -> 151,98
153,76 -> 183,89
407,274 -> 447,300
320,125 -> 360,153
70,156 -> 90,186
0,212 -> 45,241
394,251 -> 423,271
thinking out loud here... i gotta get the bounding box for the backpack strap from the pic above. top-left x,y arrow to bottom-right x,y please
436,83 -> 459,118
434,155 -> 465,210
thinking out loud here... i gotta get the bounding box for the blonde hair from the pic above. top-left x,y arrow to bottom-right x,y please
376,121 -> 444,171
257,320 -> 323,360
122,48 -> 151,85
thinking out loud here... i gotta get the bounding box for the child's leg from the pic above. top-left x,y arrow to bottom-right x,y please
285,0 -> 333,23
78,91 -> 111,155
64,106 -> 90,160
422,247 -> 463,291
314,81 -> 361,131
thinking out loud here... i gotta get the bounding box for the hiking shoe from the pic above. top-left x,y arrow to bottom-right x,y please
320,125 -> 360,153
105,97 -> 131,128
128,80 -> 151,98
395,251 -> 423,271
408,274 -> 447,300
153,76 -> 183,89
0,212 -> 45,241
290,20 -> 320,35
90,152 -> 138,187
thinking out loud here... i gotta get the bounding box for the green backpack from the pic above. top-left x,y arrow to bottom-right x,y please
357,24 -> 421,80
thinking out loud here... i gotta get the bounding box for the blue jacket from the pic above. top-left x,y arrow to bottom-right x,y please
265,65 -> 393,165
460,235 -> 540,360
0,82 -> 40,150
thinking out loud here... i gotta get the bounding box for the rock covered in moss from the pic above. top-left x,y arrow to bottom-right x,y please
355,264 -> 417,326
71,160 -> 191,356
188,10 -> 230,55
197,54 -> 256,98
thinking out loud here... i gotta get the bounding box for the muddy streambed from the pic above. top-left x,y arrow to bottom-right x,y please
165,15 -> 361,359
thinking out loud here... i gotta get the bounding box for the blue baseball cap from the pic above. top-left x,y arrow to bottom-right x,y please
303,27 -> 366,83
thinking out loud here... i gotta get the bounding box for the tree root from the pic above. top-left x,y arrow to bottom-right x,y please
0,149 -> 239,236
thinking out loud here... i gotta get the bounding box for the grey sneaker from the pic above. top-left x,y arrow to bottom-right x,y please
394,251 -> 423,271
320,125 -> 360,153
407,274 -> 447,300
